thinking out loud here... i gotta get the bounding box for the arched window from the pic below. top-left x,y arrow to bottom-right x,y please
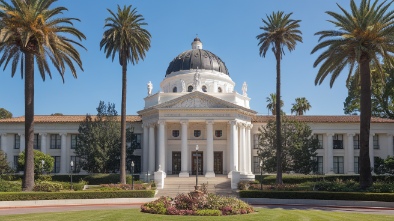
173,87 -> 177,93
218,87 -> 222,93
202,85 -> 207,92
188,85 -> 193,92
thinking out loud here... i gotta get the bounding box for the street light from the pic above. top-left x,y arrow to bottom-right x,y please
131,161 -> 135,190
41,160 -> 45,175
195,145 -> 199,191
70,160 -> 74,190
260,159 -> 263,190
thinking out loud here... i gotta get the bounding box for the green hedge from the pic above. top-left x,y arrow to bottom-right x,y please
239,190 -> 394,202
254,175 -> 394,184
0,190 -> 155,201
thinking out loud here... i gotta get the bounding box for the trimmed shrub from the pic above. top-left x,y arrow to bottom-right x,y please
33,181 -> 63,192
0,180 -> 22,192
0,190 -> 155,201
83,174 -> 139,185
195,209 -> 221,216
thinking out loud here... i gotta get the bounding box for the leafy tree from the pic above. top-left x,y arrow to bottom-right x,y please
257,11 -> 302,184
258,119 -> 318,174
384,156 -> 394,175
266,93 -> 284,115
311,0 -> 394,189
291,97 -> 311,116
100,5 -> 151,184
344,67 -> 394,119
0,0 -> 85,191
0,108 -> 12,119
0,150 -> 12,175
17,150 -> 54,175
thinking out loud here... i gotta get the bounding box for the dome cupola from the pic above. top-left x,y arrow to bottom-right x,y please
165,38 -> 229,77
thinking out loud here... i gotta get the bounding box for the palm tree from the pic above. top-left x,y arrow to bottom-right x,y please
257,11 -> 302,184
266,93 -> 284,115
0,0 -> 85,191
311,0 -> 394,189
291,97 -> 311,115
100,5 -> 151,184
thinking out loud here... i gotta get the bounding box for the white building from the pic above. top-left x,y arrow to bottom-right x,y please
1,38 -> 394,178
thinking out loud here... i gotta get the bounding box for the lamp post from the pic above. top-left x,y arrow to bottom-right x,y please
70,160 -> 74,190
195,145 -> 199,191
41,160 -> 45,175
131,161 -> 135,190
260,159 -> 263,190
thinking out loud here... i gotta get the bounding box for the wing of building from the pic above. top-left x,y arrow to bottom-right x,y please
1,38 -> 394,179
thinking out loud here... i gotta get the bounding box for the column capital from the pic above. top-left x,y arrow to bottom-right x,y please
39,133 -> 47,137
228,120 -> 237,126
238,122 -> 246,128
387,133 -> 393,137
0,133 -> 6,136
18,133 -> 24,137
206,120 -> 214,125
326,133 -> 334,137
180,120 -> 189,125
158,120 -> 166,125
247,123 -> 253,129
59,133 -> 67,136
347,133 -> 355,137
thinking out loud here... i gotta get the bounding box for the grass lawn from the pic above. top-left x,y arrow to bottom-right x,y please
1,208 -> 393,221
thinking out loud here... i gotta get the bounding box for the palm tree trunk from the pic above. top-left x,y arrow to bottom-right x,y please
23,52 -> 35,191
275,42 -> 283,185
120,55 -> 127,184
359,58 -> 373,189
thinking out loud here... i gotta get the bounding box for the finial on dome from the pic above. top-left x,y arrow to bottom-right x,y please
192,35 -> 203,49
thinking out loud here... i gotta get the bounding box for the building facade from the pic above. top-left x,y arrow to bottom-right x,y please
1,38 -> 394,178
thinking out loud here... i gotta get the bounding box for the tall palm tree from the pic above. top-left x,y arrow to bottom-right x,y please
266,93 -> 284,115
291,97 -> 311,115
0,0 -> 85,191
100,5 -> 151,184
311,0 -> 394,189
257,11 -> 302,184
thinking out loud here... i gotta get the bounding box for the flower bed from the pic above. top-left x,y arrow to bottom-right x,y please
141,191 -> 254,216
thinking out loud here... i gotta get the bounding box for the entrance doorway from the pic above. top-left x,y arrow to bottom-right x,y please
191,151 -> 203,175
214,152 -> 223,174
172,152 -> 181,174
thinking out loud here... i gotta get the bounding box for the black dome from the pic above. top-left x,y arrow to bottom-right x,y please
165,49 -> 229,77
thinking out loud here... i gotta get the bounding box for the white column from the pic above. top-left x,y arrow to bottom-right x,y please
19,133 -> 25,152
326,133 -> 334,174
0,134 -> 6,152
239,123 -> 246,174
228,120 -> 238,177
347,133 -> 355,174
246,124 -> 253,174
369,133 -> 374,169
179,120 -> 189,177
205,120 -> 215,177
158,120 -> 166,174
60,133 -> 67,174
40,133 -> 47,154
388,134 -> 393,157
148,124 -> 155,174
142,124 -> 149,175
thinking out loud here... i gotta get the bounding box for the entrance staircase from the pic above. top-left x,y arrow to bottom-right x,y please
155,175 -> 236,198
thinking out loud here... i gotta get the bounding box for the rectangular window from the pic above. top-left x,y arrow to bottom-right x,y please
253,134 -> 260,149
172,130 -> 180,138
13,155 -> 19,171
333,134 -> 343,149
333,156 -> 344,174
354,156 -> 359,174
215,130 -> 222,138
313,134 -> 323,149
317,156 -> 323,174
253,156 -> 261,174
14,134 -> 20,149
194,130 -> 201,138
33,134 -> 41,150
71,134 -> 78,149
70,156 -> 81,173
50,134 -> 61,149
353,134 -> 360,149
373,135 -> 379,149
52,156 -> 60,173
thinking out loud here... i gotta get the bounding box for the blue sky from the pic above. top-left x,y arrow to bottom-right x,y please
0,0 -> 356,117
